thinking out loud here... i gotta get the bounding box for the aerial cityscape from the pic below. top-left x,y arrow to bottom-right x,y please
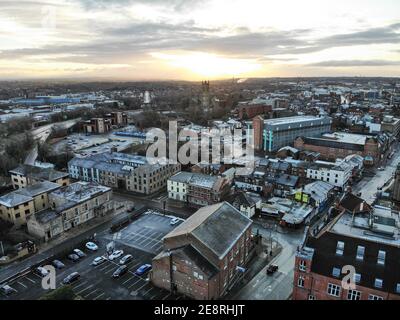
0,0 -> 400,307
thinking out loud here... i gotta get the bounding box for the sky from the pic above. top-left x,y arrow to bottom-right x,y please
0,0 -> 400,80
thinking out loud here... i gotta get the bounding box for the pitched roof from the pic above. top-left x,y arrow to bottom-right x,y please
9,164 -> 68,181
164,202 -> 252,259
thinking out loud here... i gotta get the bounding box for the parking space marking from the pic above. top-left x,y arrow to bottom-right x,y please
162,292 -> 171,300
76,284 -> 95,295
128,278 -> 144,289
84,288 -> 99,298
142,286 -> 157,297
72,280 -> 88,290
17,281 -> 27,288
93,292 -> 105,300
25,276 -> 36,284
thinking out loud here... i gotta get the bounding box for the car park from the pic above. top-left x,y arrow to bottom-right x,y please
52,260 -> 65,269
170,217 -> 180,225
86,242 -> 99,251
62,272 -> 80,285
135,264 -> 152,276
108,250 -> 124,261
0,285 -> 17,296
68,253 -> 80,262
112,265 -> 128,278
73,249 -> 86,258
92,256 -> 107,266
34,266 -> 49,277
119,254 -> 133,265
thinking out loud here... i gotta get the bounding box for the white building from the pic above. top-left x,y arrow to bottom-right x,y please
167,172 -> 192,202
306,160 -> 352,189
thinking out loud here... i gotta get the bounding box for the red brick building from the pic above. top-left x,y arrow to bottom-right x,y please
294,132 -> 382,164
238,104 -> 272,120
151,202 -> 254,300
293,198 -> 400,300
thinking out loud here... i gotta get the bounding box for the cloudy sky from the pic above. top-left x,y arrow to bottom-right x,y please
1,0 -> 400,80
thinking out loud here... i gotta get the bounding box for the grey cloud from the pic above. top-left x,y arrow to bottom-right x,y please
73,0 -> 205,11
308,60 -> 400,67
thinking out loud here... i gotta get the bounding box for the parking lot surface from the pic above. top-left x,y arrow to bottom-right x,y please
0,211 -> 184,300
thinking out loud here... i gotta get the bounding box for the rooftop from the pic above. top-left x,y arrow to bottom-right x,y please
9,164 -> 69,181
264,115 -> 330,126
164,202 -> 252,259
50,181 -> 111,204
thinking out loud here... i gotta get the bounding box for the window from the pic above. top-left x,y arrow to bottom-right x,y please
377,250 -> 386,265
347,289 -> 361,300
356,246 -> 365,261
297,276 -> 305,288
308,295 -> 316,300
299,260 -> 307,272
368,294 -> 383,300
396,283 -> 400,294
332,267 -> 341,278
354,273 -> 361,284
336,241 -> 344,255
374,278 -> 383,289
327,283 -> 341,297
15,213 -> 21,219
193,271 -> 199,278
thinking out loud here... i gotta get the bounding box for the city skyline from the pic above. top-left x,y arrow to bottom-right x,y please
1,0 -> 400,80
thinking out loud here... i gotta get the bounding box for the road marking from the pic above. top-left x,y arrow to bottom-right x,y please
84,288 -> 99,298
17,281 -> 27,288
25,276 -> 36,284
137,282 -> 150,292
76,284 -> 95,295
72,280 -> 88,289
162,293 -> 171,300
128,278 -> 143,289
106,297 -> 111,300
93,292 -> 105,300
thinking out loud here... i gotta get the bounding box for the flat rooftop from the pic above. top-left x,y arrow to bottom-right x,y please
264,115 -> 328,126
330,205 -> 400,247
318,132 -> 369,145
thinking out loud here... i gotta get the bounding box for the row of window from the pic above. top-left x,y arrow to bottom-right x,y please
336,241 -> 386,265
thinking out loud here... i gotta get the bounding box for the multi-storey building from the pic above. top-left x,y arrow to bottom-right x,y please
68,152 -> 181,195
168,172 -> 231,207
295,132 -> 383,164
9,164 -> 69,189
248,116 -> 332,152
82,117 -> 112,134
27,181 -> 113,241
0,181 -> 60,226
306,160 -> 353,189
293,202 -> 400,300
151,202 -> 254,300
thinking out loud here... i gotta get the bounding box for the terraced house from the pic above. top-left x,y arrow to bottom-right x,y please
68,152 -> 180,195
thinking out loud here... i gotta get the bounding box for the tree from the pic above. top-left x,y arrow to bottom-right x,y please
40,285 -> 76,300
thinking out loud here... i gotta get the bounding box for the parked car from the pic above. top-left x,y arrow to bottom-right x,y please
86,242 -> 98,251
170,217 -> 180,226
73,249 -> 86,258
127,206 -> 135,213
108,250 -> 124,261
112,265 -> 128,278
92,257 -> 106,266
119,254 -> 133,265
62,272 -> 80,284
0,285 -> 17,296
52,260 -> 65,269
266,264 -> 279,275
134,264 -> 152,276
378,167 -> 385,171
34,266 -> 49,277
67,253 -> 80,262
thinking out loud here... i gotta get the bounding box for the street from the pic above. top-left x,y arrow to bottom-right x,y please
233,222 -> 305,300
353,142 -> 400,204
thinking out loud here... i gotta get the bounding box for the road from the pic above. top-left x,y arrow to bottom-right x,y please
233,222 -> 304,300
25,118 -> 80,165
353,141 -> 400,204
